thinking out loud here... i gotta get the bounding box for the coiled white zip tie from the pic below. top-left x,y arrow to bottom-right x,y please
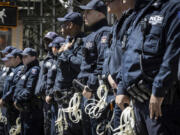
113,106 -> 136,135
0,108 -> 7,125
55,92 -> 82,135
84,84 -> 108,118
9,117 -> 21,135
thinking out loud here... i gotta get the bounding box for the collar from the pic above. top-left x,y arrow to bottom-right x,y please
134,0 -> 152,10
24,59 -> 39,72
85,18 -> 108,33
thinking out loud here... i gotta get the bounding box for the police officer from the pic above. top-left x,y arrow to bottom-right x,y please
35,32 -> 58,135
115,0 -> 180,135
52,12 -> 84,135
0,49 -> 23,134
0,46 -> 15,135
103,0 -> 135,129
13,48 -> 44,135
0,46 -> 16,98
77,0 -> 111,135
45,36 -> 65,135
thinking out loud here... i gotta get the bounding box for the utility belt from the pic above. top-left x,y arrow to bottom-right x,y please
53,87 -> 74,105
18,97 -> 43,111
126,79 -> 179,105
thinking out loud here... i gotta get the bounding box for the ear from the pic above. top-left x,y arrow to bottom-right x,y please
69,22 -> 74,29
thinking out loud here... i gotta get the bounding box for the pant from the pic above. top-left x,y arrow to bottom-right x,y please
20,108 -> 44,135
43,102 -> 51,135
50,103 -> 58,135
134,100 -> 180,135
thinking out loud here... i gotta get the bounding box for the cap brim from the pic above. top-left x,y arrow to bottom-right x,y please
0,50 -> 7,54
6,54 -> 14,58
21,53 -> 28,56
48,43 -> 53,47
1,57 -> 8,61
79,5 -> 93,10
57,17 -> 68,22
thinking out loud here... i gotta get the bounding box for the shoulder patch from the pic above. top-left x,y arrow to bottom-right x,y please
2,72 -> 7,77
31,68 -> 38,74
149,15 -> 163,25
101,36 -> 107,43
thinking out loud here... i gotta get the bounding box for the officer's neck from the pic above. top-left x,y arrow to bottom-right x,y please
86,18 -> 108,32
25,59 -> 39,69
14,61 -> 22,68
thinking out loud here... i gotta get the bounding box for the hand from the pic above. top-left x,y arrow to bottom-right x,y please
149,95 -> 164,120
63,39 -> 75,51
108,75 -> 117,89
115,95 -> 130,110
0,99 -> 4,107
58,44 -> 66,53
82,86 -> 92,99
45,96 -> 52,104
14,102 -> 23,112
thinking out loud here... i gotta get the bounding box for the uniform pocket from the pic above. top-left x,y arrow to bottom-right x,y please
143,25 -> 162,55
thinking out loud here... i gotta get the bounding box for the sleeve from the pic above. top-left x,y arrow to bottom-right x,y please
62,45 -> 82,73
152,8 -> 180,97
87,30 -> 111,91
16,67 -> 40,103
46,62 -> 57,96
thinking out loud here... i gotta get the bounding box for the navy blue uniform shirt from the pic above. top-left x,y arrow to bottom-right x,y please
14,60 -> 40,108
117,0 -> 180,97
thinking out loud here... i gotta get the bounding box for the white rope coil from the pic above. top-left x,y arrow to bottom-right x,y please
55,92 -> 82,135
113,106 -> 136,135
0,108 -> 7,125
9,117 -> 21,135
84,84 -> 108,119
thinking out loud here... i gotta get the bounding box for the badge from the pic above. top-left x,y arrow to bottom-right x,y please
21,75 -> 26,80
149,15 -> 163,25
51,65 -> 56,70
85,42 -> 93,49
45,61 -> 52,68
31,68 -> 38,74
9,72 -> 14,77
101,36 -> 107,43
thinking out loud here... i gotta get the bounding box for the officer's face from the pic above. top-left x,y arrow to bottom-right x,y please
4,59 -> 11,67
52,47 -> 58,56
60,22 -> 71,37
22,55 -> 35,65
106,0 -> 122,14
44,38 -> 52,50
83,10 -> 102,26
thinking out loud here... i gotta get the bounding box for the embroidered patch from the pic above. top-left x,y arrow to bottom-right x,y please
45,61 -> 52,68
149,15 -> 163,25
101,36 -> 107,43
85,42 -> 93,49
9,72 -> 14,77
31,68 -> 38,74
21,75 -> 26,80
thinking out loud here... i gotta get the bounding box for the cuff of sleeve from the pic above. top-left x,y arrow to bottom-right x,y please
152,85 -> 165,97
87,75 -> 98,92
116,82 -> 128,95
